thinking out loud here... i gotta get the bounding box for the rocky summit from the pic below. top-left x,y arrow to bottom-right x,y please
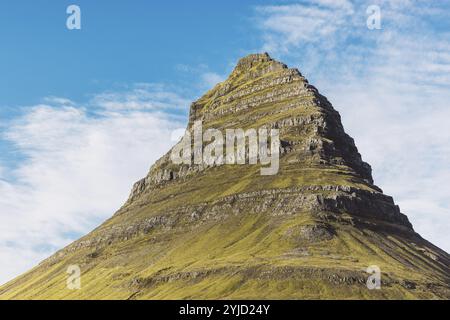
1,53 -> 449,299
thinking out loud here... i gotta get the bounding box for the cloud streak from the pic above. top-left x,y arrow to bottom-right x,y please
91,83 -> 191,112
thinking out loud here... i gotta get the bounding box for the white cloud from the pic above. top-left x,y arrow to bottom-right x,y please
255,1 -> 450,252
201,72 -> 225,89
175,63 -> 226,91
0,86 -> 187,285
256,0 -> 356,53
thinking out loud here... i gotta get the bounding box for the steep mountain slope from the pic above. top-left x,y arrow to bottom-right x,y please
1,53 -> 449,299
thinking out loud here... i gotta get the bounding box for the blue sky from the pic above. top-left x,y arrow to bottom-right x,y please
1,0 -> 450,285
0,0 -> 266,107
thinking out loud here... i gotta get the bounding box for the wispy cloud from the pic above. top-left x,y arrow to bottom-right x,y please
256,0 -> 356,53
92,83 -> 190,112
200,72 -> 226,89
254,0 -> 450,251
0,85 -> 187,285
175,63 -> 226,91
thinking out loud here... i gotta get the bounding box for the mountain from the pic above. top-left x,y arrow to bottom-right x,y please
1,53 -> 449,299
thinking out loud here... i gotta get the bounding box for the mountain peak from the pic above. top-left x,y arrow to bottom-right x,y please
186,54 -> 374,186
230,52 -> 290,78
189,53 -> 304,124
234,52 -> 276,69
2,54 -> 449,300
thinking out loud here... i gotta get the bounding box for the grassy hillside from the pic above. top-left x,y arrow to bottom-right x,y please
1,53 -> 448,300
